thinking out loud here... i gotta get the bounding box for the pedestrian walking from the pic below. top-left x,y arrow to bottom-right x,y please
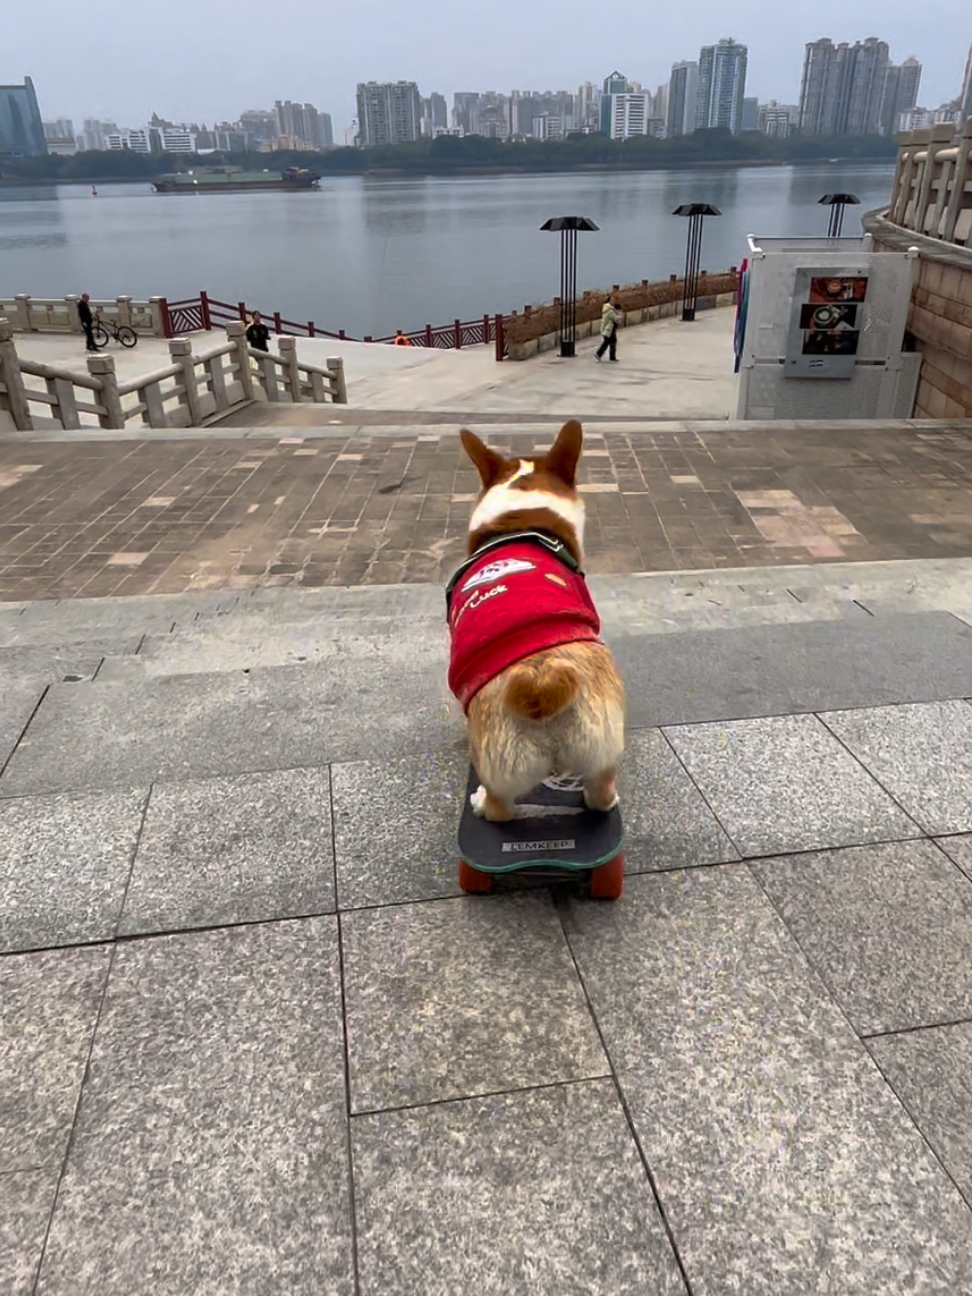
595,297 -> 620,363
246,310 -> 271,352
78,293 -> 99,352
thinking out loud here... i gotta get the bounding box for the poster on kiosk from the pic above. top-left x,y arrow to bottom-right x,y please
784,268 -> 869,379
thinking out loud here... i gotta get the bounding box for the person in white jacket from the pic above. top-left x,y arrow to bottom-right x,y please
595,298 -> 620,362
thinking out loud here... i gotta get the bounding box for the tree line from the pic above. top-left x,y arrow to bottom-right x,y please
1,128 -> 898,183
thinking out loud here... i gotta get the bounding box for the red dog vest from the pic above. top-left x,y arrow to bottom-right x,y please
447,539 -> 601,711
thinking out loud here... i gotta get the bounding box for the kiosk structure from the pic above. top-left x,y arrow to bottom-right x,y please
734,234 -> 921,421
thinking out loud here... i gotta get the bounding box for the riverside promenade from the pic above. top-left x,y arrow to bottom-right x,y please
5,315 -> 972,1292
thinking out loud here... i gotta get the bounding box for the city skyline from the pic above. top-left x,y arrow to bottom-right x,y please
14,0 -> 970,132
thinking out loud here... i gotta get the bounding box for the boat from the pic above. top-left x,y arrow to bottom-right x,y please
152,165 -> 320,194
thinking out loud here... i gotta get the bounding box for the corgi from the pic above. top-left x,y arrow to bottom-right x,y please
446,420 -> 625,823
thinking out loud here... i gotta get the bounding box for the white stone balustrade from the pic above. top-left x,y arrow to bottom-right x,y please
0,319 -> 347,432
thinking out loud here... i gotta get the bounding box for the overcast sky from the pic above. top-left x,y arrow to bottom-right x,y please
9,0 -> 971,130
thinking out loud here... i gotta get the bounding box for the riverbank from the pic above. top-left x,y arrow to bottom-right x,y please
0,153 -> 896,188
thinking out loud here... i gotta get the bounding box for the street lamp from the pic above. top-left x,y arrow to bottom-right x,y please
540,216 -> 599,357
819,193 -> 860,238
672,203 -> 721,322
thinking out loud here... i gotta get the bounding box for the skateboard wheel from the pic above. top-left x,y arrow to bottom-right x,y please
590,852 -> 624,900
459,859 -> 495,894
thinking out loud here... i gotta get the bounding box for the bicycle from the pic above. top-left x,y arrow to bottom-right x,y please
92,314 -> 138,348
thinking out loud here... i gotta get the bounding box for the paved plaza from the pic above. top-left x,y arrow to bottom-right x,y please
5,303 -> 972,1290
5,565 -> 972,1292
4,420 -> 972,601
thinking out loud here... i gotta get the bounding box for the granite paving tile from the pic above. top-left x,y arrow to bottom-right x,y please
120,766 -> 334,934
820,700 -> 972,835
0,945 -> 110,1172
607,613 -> 972,728
619,728 -> 738,871
352,1081 -> 687,1296
0,1169 -> 58,1296
36,919 -> 353,1295
936,832 -> 972,880
342,894 -> 608,1112
867,1023 -> 972,1209
753,839 -> 972,1034
663,713 -> 919,856
564,868 -> 972,1294
0,684 -> 45,773
0,788 -> 146,953
332,750 -> 465,908
0,657 -> 460,797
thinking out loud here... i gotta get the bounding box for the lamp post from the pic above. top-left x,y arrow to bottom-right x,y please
819,193 -> 860,238
539,216 -> 599,357
672,203 -> 721,322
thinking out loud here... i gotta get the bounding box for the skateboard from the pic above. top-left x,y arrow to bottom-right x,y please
458,766 -> 624,899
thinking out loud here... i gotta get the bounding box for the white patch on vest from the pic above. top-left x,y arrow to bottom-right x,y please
462,558 -> 535,592
469,484 -> 585,547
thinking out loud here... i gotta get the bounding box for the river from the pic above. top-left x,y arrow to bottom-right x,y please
0,163 -> 894,340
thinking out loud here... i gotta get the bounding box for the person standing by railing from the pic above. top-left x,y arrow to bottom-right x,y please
246,310 -> 270,352
78,293 -> 99,352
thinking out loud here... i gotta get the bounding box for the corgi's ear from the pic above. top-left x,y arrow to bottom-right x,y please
544,420 -> 583,487
461,429 -> 507,489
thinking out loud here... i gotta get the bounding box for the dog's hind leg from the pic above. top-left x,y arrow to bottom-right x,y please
583,765 -> 619,812
470,784 -> 516,822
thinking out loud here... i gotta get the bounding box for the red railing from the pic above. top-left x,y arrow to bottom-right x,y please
158,291 -> 498,351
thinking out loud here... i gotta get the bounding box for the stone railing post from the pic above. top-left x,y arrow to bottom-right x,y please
328,356 -> 347,404
226,321 -> 254,401
913,124 -> 953,235
64,294 -> 83,333
0,318 -> 33,430
169,338 -> 203,425
943,120 -> 972,244
204,349 -> 229,411
277,335 -> 302,401
148,297 -> 166,337
116,295 -> 133,328
86,354 -> 125,428
13,294 -> 32,331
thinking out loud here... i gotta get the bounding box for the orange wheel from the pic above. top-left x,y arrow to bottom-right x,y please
590,853 -> 624,900
459,860 -> 495,894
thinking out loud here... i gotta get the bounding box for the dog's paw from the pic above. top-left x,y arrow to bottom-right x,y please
470,785 -> 488,817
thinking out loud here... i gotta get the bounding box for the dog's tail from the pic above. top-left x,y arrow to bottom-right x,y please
504,659 -> 579,722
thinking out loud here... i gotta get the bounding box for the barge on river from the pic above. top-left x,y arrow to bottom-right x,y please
152,165 -> 320,194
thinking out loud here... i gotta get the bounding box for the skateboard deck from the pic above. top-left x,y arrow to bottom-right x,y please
458,766 -> 624,899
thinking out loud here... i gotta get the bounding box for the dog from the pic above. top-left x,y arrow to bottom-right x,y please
446,419 -> 625,823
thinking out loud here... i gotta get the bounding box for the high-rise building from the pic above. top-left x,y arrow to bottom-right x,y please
0,77 -> 46,158
799,38 -> 837,135
800,37 -> 903,136
274,102 -> 333,150
600,72 -> 627,133
757,101 -> 797,137
695,39 -> 748,133
878,58 -> 922,136
469,92 -> 510,139
666,62 -> 698,137
452,93 -> 480,134
43,118 -> 76,155
958,43 -> 972,122
239,109 -> 278,144
356,82 -> 421,146
421,92 -> 447,136
576,83 -> 601,130
741,97 -> 759,131
845,37 -> 890,134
